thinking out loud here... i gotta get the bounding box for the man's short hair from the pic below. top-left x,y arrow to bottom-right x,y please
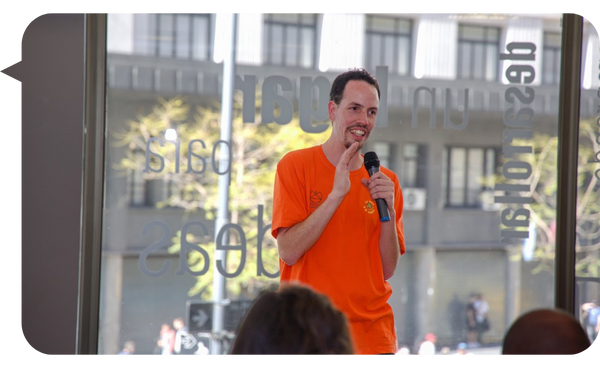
329,68 -> 380,105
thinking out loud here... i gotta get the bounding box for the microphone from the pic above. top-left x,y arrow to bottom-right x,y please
364,151 -> 391,222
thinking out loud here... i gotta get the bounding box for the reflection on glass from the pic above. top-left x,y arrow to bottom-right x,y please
99,13 -> 600,355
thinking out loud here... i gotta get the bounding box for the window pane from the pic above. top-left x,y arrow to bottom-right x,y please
458,43 -> 471,78
449,148 -> 466,206
397,19 -> 411,34
158,14 -> 174,58
370,16 -> 395,32
472,43 -> 485,80
486,27 -> 499,41
100,13 -> 592,357
397,38 -> 410,75
271,24 -> 284,64
300,28 -> 314,68
369,34 -> 382,71
271,13 -> 300,23
285,26 -> 298,66
192,16 -> 209,60
486,148 -> 496,189
383,35 -> 395,71
461,25 -> 485,41
485,44 -> 498,81
467,148 -> 483,205
175,15 -> 191,59
300,13 -> 317,25
400,144 -> 420,188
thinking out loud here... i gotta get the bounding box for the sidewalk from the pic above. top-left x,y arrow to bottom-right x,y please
468,345 -> 502,355
438,344 -> 502,355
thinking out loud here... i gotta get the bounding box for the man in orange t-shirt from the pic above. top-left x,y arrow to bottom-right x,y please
271,68 -> 405,354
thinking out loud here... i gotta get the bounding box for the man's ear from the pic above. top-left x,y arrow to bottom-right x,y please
328,100 -> 337,122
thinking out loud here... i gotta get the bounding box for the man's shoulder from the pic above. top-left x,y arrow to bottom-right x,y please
280,145 -> 321,164
380,165 -> 400,182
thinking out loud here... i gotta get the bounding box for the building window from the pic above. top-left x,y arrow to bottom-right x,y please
365,15 -> 412,76
542,32 -> 561,85
400,143 -> 427,188
133,14 -> 212,61
442,147 -> 498,208
457,25 -> 500,81
371,142 -> 394,172
129,150 -> 181,207
263,14 -> 317,68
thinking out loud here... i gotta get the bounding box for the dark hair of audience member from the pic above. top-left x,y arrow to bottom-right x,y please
502,309 -> 591,358
230,283 -> 354,354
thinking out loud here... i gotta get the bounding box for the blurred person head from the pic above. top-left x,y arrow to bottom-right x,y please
230,283 -> 354,354
121,340 -> 135,354
502,308 -> 591,354
456,342 -> 468,355
424,333 -> 437,343
173,317 -> 184,330
117,340 -> 135,358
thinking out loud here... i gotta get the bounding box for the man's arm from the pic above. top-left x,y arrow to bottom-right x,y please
277,189 -> 345,265
361,171 -> 401,280
378,210 -> 401,280
277,142 -> 359,266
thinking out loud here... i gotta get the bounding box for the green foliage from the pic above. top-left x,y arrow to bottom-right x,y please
114,95 -> 329,299
496,119 -> 600,277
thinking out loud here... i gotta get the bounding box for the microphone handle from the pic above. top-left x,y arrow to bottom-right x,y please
367,167 -> 391,222
376,198 -> 391,222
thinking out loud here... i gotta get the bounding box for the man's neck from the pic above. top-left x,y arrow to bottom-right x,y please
321,138 -> 363,170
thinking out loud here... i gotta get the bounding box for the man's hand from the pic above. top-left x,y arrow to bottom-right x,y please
361,170 -> 396,219
331,141 -> 360,199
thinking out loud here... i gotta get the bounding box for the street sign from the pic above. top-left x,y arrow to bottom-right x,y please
187,299 -> 255,333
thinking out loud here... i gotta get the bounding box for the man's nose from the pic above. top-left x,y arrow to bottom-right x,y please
356,110 -> 369,124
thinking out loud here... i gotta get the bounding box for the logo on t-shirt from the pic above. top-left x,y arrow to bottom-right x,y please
310,190 -> 323,208
363,200 -> 375,214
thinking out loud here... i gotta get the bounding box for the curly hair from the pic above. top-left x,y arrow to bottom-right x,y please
230,283 -> 354,354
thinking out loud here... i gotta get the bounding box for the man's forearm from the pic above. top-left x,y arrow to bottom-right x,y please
277,191 -> 345,266
379,210 -> 400,280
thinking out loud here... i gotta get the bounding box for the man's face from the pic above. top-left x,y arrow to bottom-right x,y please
328,80 -> 379,150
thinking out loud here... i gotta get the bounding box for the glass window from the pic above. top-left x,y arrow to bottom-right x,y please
175,15 -> 191,59
191,15 -> 211,61
457,24 -> 500,81
158,14 -> 174,58
98,13 -> 599,356
372,141 -> 393,170
400,143 -> 427,188
132,14 -> 211,60
365,15 -> 412,76
542,32 -> 562,85
445,147 -> 497,207
263,14 -> 317,68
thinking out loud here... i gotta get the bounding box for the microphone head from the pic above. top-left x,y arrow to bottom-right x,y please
364,151 -> 380,170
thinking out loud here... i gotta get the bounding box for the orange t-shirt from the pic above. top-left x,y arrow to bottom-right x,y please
271,145 -> 406,354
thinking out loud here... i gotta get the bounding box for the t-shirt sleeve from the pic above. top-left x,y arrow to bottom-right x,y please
271,153 -> 309,239
393,173 -> 406,255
